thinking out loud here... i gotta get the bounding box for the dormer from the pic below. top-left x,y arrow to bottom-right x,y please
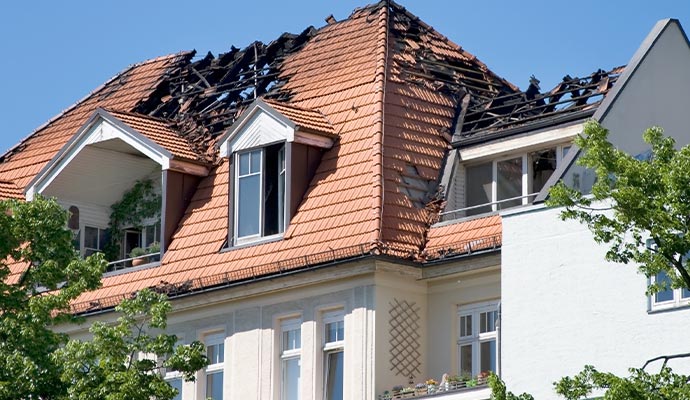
25,108 -> 208,271
218,98 -> 336,246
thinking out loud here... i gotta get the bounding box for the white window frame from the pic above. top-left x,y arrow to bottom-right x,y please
280,317 -> 302,400
650,270 -> 690,311
465,144 -> 570,213
233,144 -> 287,245
322,310 -> 345,400
203,332 -> 225,400
457,301 -> 499,378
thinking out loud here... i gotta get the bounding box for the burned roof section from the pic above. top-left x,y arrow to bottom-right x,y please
134,28 -> 317,162
457,65 -> 625,145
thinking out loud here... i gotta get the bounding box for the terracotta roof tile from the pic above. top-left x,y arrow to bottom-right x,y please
0,180 -> 23,200
261,99 -> 336,136
104,109 -> 203,163
424,215 -> 502,260
2,3 -> 516,312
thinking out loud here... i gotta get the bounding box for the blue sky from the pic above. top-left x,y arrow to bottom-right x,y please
1,0 -> 689,154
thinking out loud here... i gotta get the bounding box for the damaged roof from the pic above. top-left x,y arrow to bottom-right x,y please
456,65 -> 626,145
1,1 -> 520,313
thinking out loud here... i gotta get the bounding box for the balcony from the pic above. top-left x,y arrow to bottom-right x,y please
380,376 -> 490,400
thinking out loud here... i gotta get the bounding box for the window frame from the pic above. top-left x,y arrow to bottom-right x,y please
202,332 -> 225,400
83,225 -> 108,257
280,317 -> 302,400
233,144 -> 287,246
464,144 -> 570,214
322,310 -> 345,400
650,270 -> 690,311
457,301 -> 499,378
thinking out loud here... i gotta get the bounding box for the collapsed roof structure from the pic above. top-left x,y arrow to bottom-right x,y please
0,0 -> 625,315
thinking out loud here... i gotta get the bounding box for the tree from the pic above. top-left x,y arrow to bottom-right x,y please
0,196 -> 104,399
548,120 -> 690,296
489,121 -> 690,399
0,196 -> 206,399
58,289 -> 207,400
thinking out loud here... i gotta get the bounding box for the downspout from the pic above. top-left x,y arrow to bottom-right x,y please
371,1 -> 389,247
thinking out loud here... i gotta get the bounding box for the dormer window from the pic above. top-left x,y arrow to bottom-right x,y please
235,144 -> 286,242
219,99 -> 336,248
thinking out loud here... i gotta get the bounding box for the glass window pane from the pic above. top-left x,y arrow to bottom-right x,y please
460,344 -> 473,377
480,311 -> 497,333
326,320 -> 344,343
496,157 -> 523,209
325,351 -> 344,400
283,329 -> 301,351
239,152 -> 250,176
655,272 -> 674,303
283,358 -> 300,400
238,175 -> 261,237
683,288 -> 690,299
206,371 -> 223,400
85,226 -> 99,249
466,162 -> 492,216
168,378 -> 182,400
530,148 -> 556,194
480,339 -> 496,374
207,343 -> 224,364
250,150 -> 262,173
460,315 -> 472,337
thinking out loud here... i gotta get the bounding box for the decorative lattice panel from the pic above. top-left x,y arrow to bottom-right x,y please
388,298 -> 421,379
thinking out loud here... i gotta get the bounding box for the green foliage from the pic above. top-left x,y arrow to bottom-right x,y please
488,372 -> 534,400
104,179 -> 161,261
0,196 -> 105,399
554,365 -> 690,400
547,120 -> 690,293
58,289 -> 207,400
0,196 -> 205,400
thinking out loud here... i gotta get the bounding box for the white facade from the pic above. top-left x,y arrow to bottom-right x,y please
501,205 -> 690,398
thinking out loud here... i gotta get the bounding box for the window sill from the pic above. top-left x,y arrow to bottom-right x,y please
222,233 -> 284,252
648,301 -> 690,314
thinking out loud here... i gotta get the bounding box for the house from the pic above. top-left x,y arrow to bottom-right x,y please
2,1 -> 689,399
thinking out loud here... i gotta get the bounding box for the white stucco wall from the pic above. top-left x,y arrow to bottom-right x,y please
501,205 -> 690,398
603,21 -> 690,154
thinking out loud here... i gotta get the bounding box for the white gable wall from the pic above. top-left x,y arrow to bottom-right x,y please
228,111 -> 292,153
501,205 -> 690,398
603,22 -> 690,154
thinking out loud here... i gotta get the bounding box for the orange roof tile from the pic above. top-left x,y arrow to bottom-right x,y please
0,180 -> 23,200
104,109 -> 203,163
262,99 -> 336,136
1,2 -> 512,312
424,215 -> 502,260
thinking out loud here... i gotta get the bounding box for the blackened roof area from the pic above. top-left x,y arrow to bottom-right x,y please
456,65 -> 625,145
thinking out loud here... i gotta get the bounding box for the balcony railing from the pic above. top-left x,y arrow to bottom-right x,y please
106,252 -> 161,273
440,193 -> 539,222
380,376 -> 489,400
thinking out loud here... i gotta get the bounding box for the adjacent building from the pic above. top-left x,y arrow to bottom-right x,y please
2,1 -> 689,399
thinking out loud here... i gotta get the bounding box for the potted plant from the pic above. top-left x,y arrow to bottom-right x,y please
129,247 -> 147,266
425,378 -> 438,393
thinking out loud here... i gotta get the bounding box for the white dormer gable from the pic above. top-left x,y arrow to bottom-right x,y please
26,108 -> 176,201
219,98 -> 335,157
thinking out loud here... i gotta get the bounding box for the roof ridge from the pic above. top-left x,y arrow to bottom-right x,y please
0,51 -> 193,164
369,1 -> 389,246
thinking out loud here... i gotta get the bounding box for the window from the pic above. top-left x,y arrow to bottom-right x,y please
651,270 -> 690,310
464,145 -> 569,216
84,226 -> 107,256
458,302 -> 498,378
164,338 -> 184,400
204,333 -> 225,400
323,311 -> 344,400
281,318 -> 301,400
235,143 -> 286,244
